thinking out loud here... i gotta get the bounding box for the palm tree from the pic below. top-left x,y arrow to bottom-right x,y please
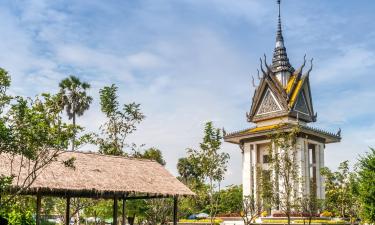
59,75 -> 92,151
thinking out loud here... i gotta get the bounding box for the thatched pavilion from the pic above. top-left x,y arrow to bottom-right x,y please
0,151 -> 195,225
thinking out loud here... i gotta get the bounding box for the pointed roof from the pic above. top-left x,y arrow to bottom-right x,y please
272,0 -> 294,74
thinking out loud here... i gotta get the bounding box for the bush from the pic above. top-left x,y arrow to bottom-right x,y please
7,210 -> 35,225
321,211 -> 333,218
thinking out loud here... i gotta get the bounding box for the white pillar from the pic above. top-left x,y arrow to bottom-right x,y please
315,144 -> 321,199
296,138 -> 305,195
319,144 -> 325,199
304,140 -> 310,195
242,143 -> 252,197
253,144 -> 258,201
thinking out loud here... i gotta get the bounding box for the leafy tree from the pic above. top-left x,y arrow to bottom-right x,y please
95,84 -> 145,155
357,148 -> 375,223
268,125 -> 301,225
299,181 -> 322,225
58,75 -> 92,151
215,185 -> 243,215
259,169 -> 273,214
177,157 -> 203,185
0,92 -> 76,207
144,199 -> 173,225
241,195 -> 262,225
133,147 -> 166,166
0,68 -> 11,112
58,75 -> 93,224
320,161 -> 359,219
186,122 -> 230,225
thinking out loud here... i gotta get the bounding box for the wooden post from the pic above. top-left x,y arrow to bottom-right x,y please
65,196 -> 71,225
36,194 -> 41,225
113,196 -> 118,225
122,197 -> 126,225
173,196 -> 178,225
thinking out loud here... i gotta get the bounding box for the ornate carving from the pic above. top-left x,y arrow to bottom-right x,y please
295,92 -> 309,115
257,89 -> 281,115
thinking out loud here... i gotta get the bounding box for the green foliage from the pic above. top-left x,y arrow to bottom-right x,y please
133,147 -> 166,166
178,182 -> 210,218
357,148 -> 375,223
95,84 -> 145,156
0,68 -> 11,112
215,185 -> 242,214
58,75 -> 93,150
320,161 -> 359,219
143,199 -> 173,225
241,195 -> 262,225
0,70 -> 77,208
58,75 -> 92,120
184,122 -> 230,224
268,124 -> 301,225
99,84 -> 119,117
177,157 -> 203,185
7,210 -> 34,225
0,196 -> 35,225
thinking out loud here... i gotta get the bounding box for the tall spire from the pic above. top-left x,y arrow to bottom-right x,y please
272,0 -> 294,75
276,0 -> 283,47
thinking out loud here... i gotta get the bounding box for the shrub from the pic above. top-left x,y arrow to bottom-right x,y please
7,210 -> 35,225
321,211 -> 333,218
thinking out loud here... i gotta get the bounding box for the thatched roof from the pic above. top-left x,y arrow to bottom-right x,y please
0,151 -> 194,198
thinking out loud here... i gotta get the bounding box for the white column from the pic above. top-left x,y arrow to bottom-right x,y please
315,144 -> 321,199
253,144 -> 258,201
304,140 -> 310,195
319,144 -> 325,199
296,138 -> 305,195
242,143 -> 252,197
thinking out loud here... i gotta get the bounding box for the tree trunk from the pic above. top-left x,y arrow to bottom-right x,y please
72,113 -> 76,151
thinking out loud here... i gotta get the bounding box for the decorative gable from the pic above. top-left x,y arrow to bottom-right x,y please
256,89 -> 282,115
247,54 -> 316,123
294,91 -> 309,115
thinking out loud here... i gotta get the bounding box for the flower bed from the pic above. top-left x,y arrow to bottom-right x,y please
179,218 -> 223,225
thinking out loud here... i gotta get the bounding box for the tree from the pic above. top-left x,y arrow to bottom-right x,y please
299,181 -> 322,225
59,75 -> 92,151
268,124 -> 301,225
320,161 -> 359,219
133,147 -> 166,166
144,199 -> 173,225
241,195 -> 262,225
0,68 -> 11,113
0,92 -> 76,208
357,148 -> 375,223
187,122 -> 230,225
215,185 -> 243,215
58,75 -> 93,224
95,84 -> 145,155
177,157 -> 203,185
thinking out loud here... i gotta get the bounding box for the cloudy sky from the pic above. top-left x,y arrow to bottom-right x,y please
1,0 -> 375,186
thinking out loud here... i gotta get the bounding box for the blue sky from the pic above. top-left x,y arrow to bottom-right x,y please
1,0 -> 375,186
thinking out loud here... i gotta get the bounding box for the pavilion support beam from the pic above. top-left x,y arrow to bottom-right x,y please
122,197 -> 126,225
65,196 -> 71,225
113,196 -> 118,225
173,196 -> 178,225
36,194 -> 41,225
